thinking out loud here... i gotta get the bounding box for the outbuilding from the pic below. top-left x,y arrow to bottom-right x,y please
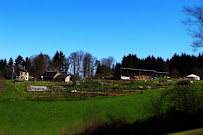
55,74 -> 71,83
186,74 -> 200,80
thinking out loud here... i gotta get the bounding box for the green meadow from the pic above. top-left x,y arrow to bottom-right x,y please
0,79 -> 202,134
0,80 -> 166,135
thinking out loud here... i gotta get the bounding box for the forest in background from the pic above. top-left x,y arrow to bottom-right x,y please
0,51 -> 203,80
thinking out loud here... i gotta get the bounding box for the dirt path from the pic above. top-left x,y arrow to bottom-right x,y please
77,91 -> 122,96
77,87 -> 170,96
11,83 -> 22,96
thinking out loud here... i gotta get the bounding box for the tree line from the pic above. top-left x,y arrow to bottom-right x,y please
122,55 -> 167,72
0,50 -> 115,80
1,52 -> 203,79
117,53 -> 203,79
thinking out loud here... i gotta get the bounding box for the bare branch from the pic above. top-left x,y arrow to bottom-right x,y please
183,6 -> 203,50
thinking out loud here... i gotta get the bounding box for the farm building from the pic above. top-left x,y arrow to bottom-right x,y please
120,67 -> 169,80
43,71 -> 61,81
15,65 -> 29,81
5,64 -> 29,81
55,74 -> 71,83
186,74 -> 200,80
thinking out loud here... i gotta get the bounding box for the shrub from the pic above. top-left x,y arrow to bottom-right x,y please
145,85 -> 203,115
67,93 -> 80,101
177,79 -> 190,85
139,90 -> 144,94
80,93 -> 90,100
162,85 -> 203,113
144,95 -> 167,116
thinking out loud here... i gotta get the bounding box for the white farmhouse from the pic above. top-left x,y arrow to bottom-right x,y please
15,64 -> 29,81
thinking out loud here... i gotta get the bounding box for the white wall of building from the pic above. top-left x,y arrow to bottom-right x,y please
121,76 -> 130,80
65,75 -> 71,83
17,71 -> 29,81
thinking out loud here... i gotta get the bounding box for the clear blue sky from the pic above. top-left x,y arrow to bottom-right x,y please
0,0 -> 202,63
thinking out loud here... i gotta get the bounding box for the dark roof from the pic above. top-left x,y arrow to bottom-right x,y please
15,64 -> 27,72
121,67 -> 169,74
43,71 -> 58,78
55,74 -> 70,79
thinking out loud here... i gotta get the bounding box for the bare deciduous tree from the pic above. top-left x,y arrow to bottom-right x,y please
69,51 -> 84,77
43,54 -> 51,71
101,57 -> 115,68
63,57 -> 70,74
90,56 -> 97,79
99,57 -> 115,77
183,6 -> 203,50
69,52 -> 77,75
83,52 -> 92,79
76,51 -> 84,75
71,51 -> 84,75
82,53 -> 97,79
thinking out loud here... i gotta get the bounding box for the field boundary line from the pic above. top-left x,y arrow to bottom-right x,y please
11,83 -> 22,96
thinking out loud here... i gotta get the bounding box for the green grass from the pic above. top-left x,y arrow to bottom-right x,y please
0,79 -> 187,134
169,128 -> 203,135
0,82 -> 21,101
0,80 -> 165,134
8,79 -> 169,95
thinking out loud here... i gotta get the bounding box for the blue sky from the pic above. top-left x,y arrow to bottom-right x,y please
0,0 -> 202,63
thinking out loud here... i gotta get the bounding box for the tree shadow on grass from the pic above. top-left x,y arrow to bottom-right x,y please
78,110 -> 203,135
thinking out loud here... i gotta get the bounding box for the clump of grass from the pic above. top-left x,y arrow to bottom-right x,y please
177,79 -> 190,85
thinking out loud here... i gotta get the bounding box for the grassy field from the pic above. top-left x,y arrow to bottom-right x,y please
0,79 -> 167,135
0,93 -> 159,135
0,79 -> 202,134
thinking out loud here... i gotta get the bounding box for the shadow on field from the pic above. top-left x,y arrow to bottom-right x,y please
77,111 -> 203,135
74,85 -> 203,135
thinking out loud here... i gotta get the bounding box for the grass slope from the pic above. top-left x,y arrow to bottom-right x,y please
0,84 -> 163,134
169,128 -> 203,135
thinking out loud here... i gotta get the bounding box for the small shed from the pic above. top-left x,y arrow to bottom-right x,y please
55,74 -> 71,83
186,74 -> 200,80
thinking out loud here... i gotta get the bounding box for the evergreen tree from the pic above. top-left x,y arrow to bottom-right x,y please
198,54 -> 203,68
53,51 -> 66,72
53,51 -> 60,71
8,57 -> 13,67
143,56 -> 157,70
7,57 -> 14,73
121,54 -> 141,68
0,59 -> 7,77
95,61 -> 103,78
33,53 -> 46,80
113,63 -> 122,80
156,57 -> 166,72
15,55 -> 24,66
24,57 -> 31,72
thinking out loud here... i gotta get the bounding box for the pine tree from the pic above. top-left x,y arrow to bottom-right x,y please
15,55 -> 24,66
